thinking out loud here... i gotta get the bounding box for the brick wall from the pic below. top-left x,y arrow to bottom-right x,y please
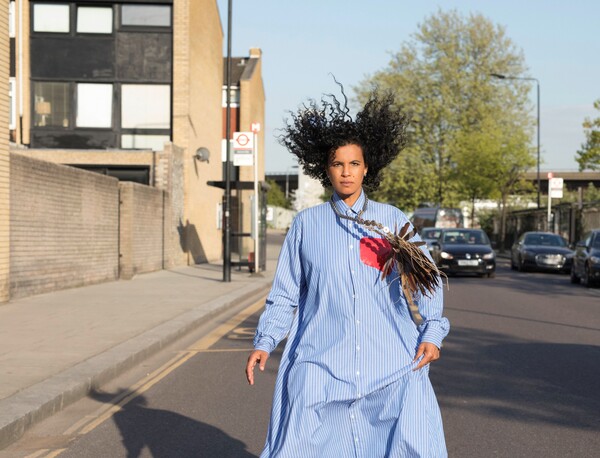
118,182 -> 165,279
0,4 -> 10,302
10,154 -> 119,298
155,142 -> 186,268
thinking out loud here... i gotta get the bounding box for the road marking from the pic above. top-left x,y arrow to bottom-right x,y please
47,296 -> 266,455
25,450 -> 66,458
186,299 -> 265,351
24,450 -> 51,458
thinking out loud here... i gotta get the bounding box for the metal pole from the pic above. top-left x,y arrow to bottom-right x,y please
223,0 -> 232,282
253,132 -> 259,273
536,81 -> 541,209
547,191 -> 552,232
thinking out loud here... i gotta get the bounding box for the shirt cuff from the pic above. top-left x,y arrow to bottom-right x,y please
253,334 -> 276,354
418,321 -> 448,349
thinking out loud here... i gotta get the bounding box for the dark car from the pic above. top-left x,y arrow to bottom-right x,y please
570,229 -> 600,287
431,228 -> 496,277
510,232 -> 573,273
420,227 -> 442,254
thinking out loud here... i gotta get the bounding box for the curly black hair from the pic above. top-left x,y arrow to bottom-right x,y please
279,85 -> 410,191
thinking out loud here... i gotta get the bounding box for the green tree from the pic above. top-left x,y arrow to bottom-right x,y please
576,99 -> 600,171
266,179 -> 290,209
356,9 -> 535,213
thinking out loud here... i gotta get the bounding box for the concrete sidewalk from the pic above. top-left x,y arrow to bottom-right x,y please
0,232 -> 284,449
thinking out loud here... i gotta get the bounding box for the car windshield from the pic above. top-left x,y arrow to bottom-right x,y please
442,230 -> 488,245
593,236 -> 600,249
421,228 -> 441,239
523,233 -> 567,247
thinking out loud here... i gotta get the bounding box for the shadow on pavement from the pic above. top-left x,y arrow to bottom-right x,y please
432,326 -> 600,430
81,389 -> 257,458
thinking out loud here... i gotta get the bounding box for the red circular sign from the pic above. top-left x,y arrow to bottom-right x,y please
236,134 -> 250,147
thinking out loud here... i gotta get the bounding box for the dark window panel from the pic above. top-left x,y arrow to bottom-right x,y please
121,5 -> 171,27
70,165 -> 150,185
31,37 -> 114,79
116,32 -> 172,81
31,130 -> 117,149
10,38 -> 15,77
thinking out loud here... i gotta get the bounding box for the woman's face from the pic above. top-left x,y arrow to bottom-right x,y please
327,143 -> 368,205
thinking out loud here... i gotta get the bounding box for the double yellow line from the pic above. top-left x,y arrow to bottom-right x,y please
26,297 -> 266,458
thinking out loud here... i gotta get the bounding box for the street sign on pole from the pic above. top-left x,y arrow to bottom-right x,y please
547,175 -> 563,232
233,131 -> 254,166
233,132 -> 254,150
549,177 -> 563,199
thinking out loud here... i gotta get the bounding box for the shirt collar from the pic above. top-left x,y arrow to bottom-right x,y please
332,189 -> 366,216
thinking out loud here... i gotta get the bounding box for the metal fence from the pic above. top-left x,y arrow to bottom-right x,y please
499,201 -> 600,250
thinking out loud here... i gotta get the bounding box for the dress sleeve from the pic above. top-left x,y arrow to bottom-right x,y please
253,214 -> 304,354
411,231 -> 450,349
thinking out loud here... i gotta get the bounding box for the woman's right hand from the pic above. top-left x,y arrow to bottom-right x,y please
246,350 -> 269,385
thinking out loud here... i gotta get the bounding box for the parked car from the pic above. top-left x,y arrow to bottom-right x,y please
510,232 -> 574,273
420,227 -> 442,254
430,228 -> 496,277
570,229 -> 600,287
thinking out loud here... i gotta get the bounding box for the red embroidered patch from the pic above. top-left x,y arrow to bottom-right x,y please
360,237 -> 392,274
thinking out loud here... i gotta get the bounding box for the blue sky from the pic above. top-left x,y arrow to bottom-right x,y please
216,0 -> 600,173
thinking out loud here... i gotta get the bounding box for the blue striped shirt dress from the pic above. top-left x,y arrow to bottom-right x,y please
254,190 -> 450,457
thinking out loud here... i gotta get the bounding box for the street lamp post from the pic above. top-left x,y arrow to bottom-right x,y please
223,0 -> 233,282
491,73 -> 541,208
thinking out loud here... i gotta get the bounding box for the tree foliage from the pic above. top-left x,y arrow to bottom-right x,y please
265,179 -> 290,209
355,9 -> 535,214
576,99 -> 600,171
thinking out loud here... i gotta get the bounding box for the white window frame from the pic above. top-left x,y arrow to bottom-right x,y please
9,78 -> 16,130
121,84 -> 170,130
121,134 -> 169,151
33,4 -> 70,33
222,85 -> 240,108
76,83 -> 113,128
9,2 -> 15,38
77,6 -> 113,34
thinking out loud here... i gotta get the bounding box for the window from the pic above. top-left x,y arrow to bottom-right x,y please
121,5 -> 171,27
9,2 -> 15,38
121,85 -> 170,129
121,134 -> 169,151
222,86 -> 240,107
9,78 -> 16,130
33,4 -> 70,33
33,82 -> 70,127
76,84 -> 113,128
77,7 -> 113,34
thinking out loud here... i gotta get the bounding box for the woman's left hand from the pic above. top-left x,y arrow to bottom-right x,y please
413,342 -> 440,370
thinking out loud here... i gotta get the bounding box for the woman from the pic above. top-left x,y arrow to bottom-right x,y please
246,88 -> 450,457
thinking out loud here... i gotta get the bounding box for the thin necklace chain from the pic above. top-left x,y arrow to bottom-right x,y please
329,193 -> 369,222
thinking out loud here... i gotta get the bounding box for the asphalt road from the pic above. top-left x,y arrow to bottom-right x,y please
4,257 -> 600,458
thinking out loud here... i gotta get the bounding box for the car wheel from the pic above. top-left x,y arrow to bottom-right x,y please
582,264 -> 596,288
570,268 -> 580,284
487,271 -> 496,278
510,257 -> 517,270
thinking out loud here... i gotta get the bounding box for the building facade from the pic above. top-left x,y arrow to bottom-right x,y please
7,0 -> 265,274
